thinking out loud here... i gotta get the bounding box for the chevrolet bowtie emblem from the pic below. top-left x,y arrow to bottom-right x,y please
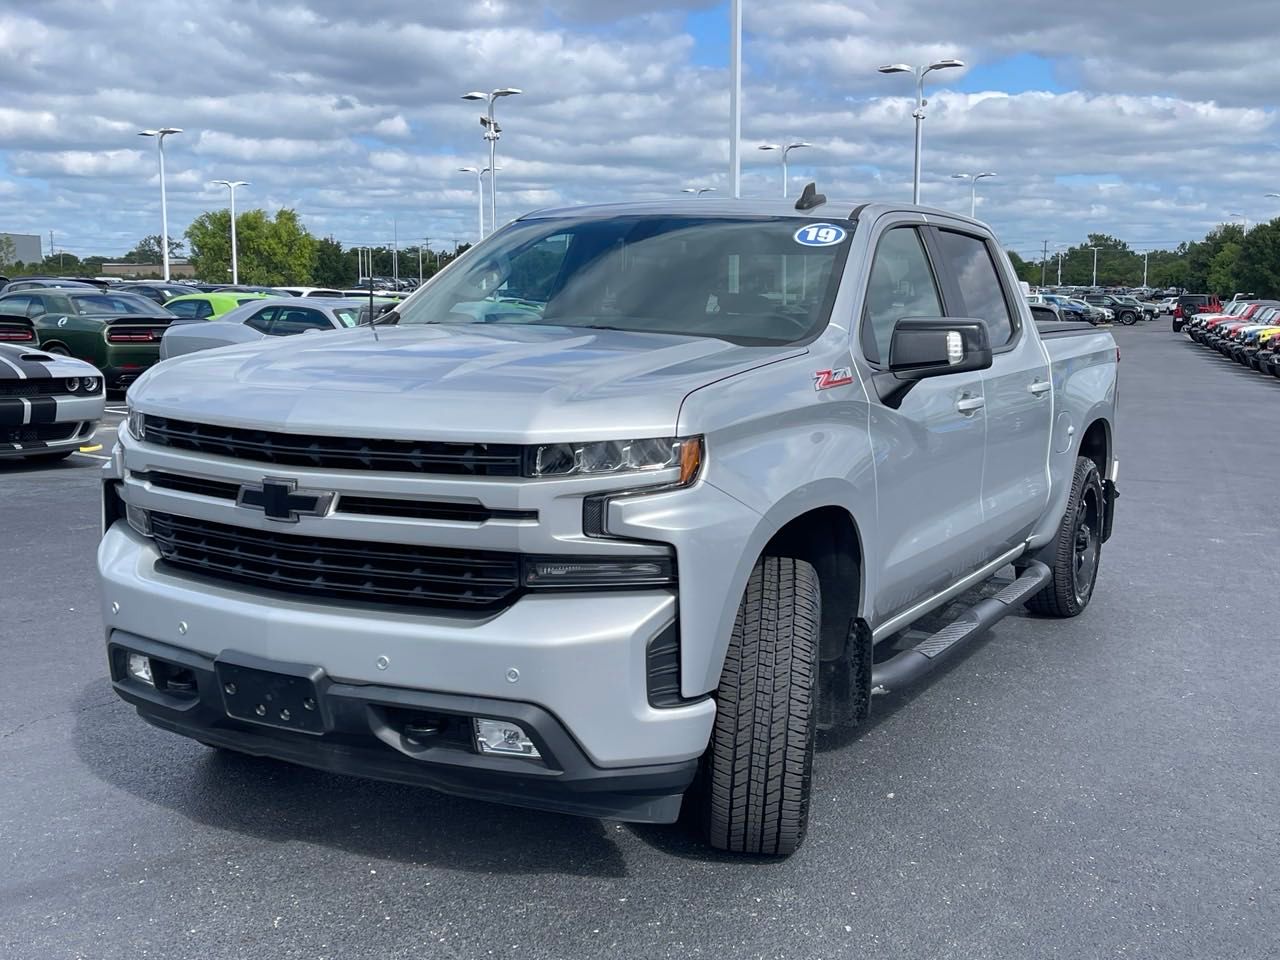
237,478 -> 335,522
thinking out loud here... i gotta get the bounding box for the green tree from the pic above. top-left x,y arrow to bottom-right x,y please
313,236 -> 351,286
1206,242 -> 1241,297
1006,250 -> 1037,284
0,235 -> 15,270
124,234 -> 183,263
186,208 -> 318,285
1236,219 -> 1280,299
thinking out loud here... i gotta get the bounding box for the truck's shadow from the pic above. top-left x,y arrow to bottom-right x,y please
71,678 -> 629,877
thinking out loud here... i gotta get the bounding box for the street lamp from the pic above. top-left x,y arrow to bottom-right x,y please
682,187 -> 717,197
138,127 -> 182,281
951,171 -> 996,219
1088,246 -> 1101,288
458,166 -> 494,242
758,142 -> 812,199
877,59 -> 965,204
210,180 -> 248,285
461,88 -> 522,234
1229,212 -> 1249,233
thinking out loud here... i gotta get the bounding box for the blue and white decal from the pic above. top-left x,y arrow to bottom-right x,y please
793,223 -> 847,247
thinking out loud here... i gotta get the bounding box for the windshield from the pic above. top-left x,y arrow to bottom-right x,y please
392,215 -> 853,346
71,293 -> 173,317
333,307 -> 361,327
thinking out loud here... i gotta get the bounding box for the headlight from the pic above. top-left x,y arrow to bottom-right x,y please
126,405 -> 146,441
64,377 -> 80,393
81,376 -> 101,394
527,436 -> 702,485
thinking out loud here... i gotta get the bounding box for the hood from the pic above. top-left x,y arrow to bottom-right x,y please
133,323 -> 803,442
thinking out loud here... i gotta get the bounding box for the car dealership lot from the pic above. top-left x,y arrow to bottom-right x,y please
2,325 -> 1277,960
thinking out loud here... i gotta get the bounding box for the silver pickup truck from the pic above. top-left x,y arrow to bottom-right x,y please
98,192 -> 1118,856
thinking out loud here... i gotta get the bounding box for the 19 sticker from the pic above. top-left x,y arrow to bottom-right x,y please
793,223 -> 847,247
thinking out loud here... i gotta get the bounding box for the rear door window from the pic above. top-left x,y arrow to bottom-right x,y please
935,230 -> 1017,346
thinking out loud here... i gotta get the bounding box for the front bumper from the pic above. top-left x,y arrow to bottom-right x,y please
99,523 -> 716,768
108,631 -> 698,823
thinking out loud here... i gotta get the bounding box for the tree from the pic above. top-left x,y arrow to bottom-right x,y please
1206,242 -> 1241,297
0,235 -> 15,269
313,236 -> 352,286
1236,219 -> 1280,299
124,234 -> 184,263
1006,250 -> 1037,284
186,208 -> 318,285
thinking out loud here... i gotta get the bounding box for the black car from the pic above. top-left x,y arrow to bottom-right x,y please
117,282 -> 190,305
1083,294 -> 1140,325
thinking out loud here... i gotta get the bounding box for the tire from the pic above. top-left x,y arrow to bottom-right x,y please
1120,311 -> 1137,325
701,555 -> 819,856
1027,456 -> 1104,618
43,344 -> 70,356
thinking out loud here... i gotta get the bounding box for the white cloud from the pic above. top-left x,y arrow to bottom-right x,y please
0,0 -> 1276,261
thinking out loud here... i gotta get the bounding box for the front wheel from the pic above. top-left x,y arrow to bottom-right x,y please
700,555 -> 819,856
1119,311 -> 1137,325
1028,456 -> 1105,618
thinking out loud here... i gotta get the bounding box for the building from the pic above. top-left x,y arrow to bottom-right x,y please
0,232 -> 42,265
100,260 -> 198,279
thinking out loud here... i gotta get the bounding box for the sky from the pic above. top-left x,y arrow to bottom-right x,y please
1,0 -> 1277,264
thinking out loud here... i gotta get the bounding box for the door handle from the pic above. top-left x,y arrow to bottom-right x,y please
956,395 -> 986,414
1028,380 -> 1052,396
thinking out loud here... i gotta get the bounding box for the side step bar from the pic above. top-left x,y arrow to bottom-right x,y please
870,560 -> 1052,695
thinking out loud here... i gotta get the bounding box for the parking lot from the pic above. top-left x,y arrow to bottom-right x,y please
1,322 -> 1276,960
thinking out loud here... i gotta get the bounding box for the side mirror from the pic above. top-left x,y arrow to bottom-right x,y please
888,317 -> 992,379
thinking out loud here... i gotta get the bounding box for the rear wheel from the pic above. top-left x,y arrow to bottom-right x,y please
1119,311 -> 1137,325
700,555 -> 819,856
1028,456 -> 1104,618
43,344 -> 70,355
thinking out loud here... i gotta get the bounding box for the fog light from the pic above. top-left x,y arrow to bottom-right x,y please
127,653 -> 154,686
125,503 -> 152,538
474,718 -> 540,758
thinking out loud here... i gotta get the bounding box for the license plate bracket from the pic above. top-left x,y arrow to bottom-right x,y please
215,653 -> 330,735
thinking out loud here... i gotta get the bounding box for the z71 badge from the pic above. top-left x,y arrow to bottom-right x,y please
813,368 -> 854,391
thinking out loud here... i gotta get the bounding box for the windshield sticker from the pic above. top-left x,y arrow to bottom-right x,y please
794,223 -> 847,247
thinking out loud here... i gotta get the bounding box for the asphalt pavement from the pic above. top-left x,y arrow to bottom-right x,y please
2,324 -> 1277,960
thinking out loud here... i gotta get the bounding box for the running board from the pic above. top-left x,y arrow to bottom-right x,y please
870,560 -> 1052,695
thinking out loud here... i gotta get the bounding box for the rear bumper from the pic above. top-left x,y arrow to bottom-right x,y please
109,632 -> 698,823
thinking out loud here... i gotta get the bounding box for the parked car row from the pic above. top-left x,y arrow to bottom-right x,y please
1181,299 -> 1280,377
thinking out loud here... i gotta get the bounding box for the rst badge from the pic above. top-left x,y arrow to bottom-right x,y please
813,368 -> 854,391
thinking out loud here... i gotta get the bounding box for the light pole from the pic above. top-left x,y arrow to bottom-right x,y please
210,180 -> 248,285
458,166 -> 493,242
1142,250 -> 1149,289
951,171 -> 996,218
682,187 -> 717,198
1088,246 -> 1100,288
1229,212 -> 1249,233
877,60 -> 965,204
462,88 -> 522,234
729,0 -> 742,198
758,142 -> 812,198
1057,251 -> 1066,286
138,127 -> 182,281
419,237 -> 427,285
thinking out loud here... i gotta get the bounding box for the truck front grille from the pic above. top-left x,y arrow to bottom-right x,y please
142,416 -> 525,477
150,512 -> 523,611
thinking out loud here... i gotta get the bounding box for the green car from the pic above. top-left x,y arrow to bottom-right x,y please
163,292 -> 271,321
0,287 -> 179,390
